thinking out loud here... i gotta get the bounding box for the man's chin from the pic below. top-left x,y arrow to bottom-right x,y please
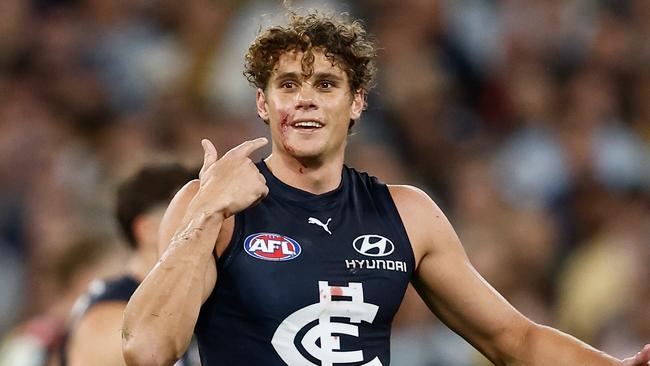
282,142 -> 321,157
287,149 -> 326,165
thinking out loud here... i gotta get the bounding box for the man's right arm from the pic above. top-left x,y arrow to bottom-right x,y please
122,138 -> 268,366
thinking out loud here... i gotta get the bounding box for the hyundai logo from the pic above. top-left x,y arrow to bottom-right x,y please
352,235 -> 394,257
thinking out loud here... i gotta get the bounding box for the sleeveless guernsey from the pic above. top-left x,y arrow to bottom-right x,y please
195,161 -> 415,366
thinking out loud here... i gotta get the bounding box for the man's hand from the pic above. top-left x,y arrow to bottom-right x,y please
622,345 -> 650,365
189,137 -> 269,218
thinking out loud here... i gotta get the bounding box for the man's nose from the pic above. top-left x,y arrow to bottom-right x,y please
294,85 -> 318,110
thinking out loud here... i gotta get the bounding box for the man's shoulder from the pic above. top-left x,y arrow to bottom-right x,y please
77,301 -> 127,329
69,276 -> 133,340
387,184 -> 435,208
68,301 -> 126,349
386,184 -> 454,257
387,184 -> 444,229
66,301 -> 127,365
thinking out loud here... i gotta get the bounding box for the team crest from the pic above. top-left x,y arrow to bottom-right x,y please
244,233 -> 302,261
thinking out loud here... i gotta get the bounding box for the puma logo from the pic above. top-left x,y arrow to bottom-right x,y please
308,217 -> 332,235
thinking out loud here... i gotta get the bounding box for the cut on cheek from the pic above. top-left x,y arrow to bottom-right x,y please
278,111 -> 295,154
279,111 -> 291,131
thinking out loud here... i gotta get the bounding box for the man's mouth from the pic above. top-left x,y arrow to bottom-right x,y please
292,120 -> 324,130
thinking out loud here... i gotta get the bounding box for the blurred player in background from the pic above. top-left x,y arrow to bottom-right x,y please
60,163 -> 199,366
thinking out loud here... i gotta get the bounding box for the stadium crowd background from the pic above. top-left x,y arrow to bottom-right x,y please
0,0 -> 649,365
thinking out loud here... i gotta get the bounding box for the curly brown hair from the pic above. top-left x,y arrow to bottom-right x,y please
244,11 -> 378,95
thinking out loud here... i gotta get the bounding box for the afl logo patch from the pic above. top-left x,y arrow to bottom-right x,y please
353,234 -> 395,257
244,233 -> 302,261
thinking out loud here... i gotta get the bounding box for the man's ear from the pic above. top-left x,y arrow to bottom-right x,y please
132,215 -> 153,247
256,88 -> 269,122
350,90 -> 365,121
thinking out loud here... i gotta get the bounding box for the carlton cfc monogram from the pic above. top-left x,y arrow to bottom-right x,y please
271,281 -> 383,366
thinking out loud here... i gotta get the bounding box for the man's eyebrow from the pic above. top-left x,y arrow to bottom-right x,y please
274,72 -> 301,81
312,72 -> 344,81
272,71 -> 345,83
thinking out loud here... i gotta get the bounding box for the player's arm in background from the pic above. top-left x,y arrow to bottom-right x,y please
389,185 -> 650,366
122,138 -> 268,366
66,302 -> 129,366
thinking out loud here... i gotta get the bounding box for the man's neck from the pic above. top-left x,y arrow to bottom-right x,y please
264,153 -> 344,195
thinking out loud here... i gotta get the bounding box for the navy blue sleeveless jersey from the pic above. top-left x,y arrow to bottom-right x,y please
195,161 -> 415,366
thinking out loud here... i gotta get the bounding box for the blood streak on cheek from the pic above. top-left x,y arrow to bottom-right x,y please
279,112 -> 290,133
279,111 -> 295,154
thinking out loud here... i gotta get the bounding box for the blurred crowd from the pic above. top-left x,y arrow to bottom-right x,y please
0,0 -> 649,365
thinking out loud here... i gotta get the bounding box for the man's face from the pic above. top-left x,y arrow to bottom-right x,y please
256,49 -> 364,162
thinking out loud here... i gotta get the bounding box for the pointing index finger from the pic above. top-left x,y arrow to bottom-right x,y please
232,137 -> 269,158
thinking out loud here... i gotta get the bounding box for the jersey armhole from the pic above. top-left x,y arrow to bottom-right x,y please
375,183 -> 416,274
216,213 -> 245,272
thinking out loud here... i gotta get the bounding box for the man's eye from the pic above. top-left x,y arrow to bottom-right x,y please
281,81 -> 296,88
319,81 -> 333,89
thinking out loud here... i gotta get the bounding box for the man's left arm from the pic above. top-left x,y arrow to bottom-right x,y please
519,325 -> 650,366
389,184 -> 649,366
